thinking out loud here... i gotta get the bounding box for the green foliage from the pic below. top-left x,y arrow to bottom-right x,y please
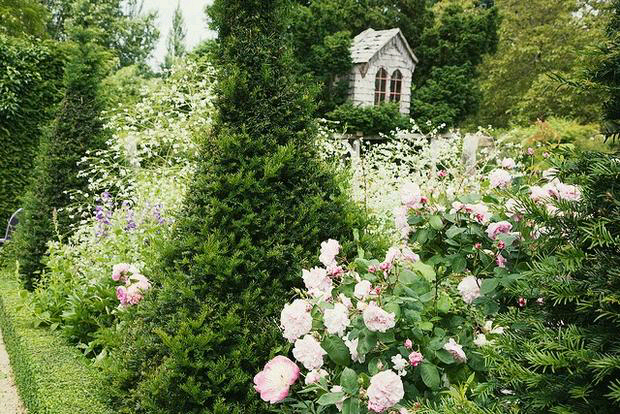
0,0 -> 48,37
475,0 -> 607,128
289,0 -> 433,114
411,64 -> 480,130
0,34 -> 65,226
484,151 -> 620,413
162,1 -> 186,71
104,1 -> 370,413
327,102 -> 411,135
589,0 -> 620,138
498,118 -> 614,152
43,0 -> 159,68
0,272 -> 114,414
11,30 -> 111,288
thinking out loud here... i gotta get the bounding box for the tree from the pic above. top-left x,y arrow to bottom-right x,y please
103,0 -> 370,413
42,0 -> 159,68
0,0 -> 48,38
589,0 -> 620,137
10,29 -> 110,288
162,2 -> 186,71
474,0 -> 607,128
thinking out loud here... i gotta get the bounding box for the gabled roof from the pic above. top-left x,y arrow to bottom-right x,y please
350,28 -> 418,65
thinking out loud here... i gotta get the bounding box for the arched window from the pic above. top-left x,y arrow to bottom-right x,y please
389,70 -> 403,103
374,68 -> 389,105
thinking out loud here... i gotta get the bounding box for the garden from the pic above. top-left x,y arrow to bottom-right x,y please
0,0 -> 619,413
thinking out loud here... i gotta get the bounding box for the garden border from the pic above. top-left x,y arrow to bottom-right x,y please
0,271 -> 114,414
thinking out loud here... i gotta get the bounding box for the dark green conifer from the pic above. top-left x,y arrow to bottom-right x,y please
11,29 -> 109,288
105,0 -> 370,412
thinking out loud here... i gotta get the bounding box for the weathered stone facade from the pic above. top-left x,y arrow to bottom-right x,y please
348,28 -> 418,115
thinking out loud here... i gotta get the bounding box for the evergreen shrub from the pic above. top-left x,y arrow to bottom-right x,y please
327,102 -> 411,136
10,30 -> 110,288
485,150 -> 620,413
0,35 -> 65,225
103,1 -> 374,413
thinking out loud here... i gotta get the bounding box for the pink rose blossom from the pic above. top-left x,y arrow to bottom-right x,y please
496,253 -> 507,268
404,339 -> 413,349
379,262 -> 392,272
437,170 -> 448,178
474,242 -> 482,249
254,356 -> 300,403
497,240 -> 506,250
305,369 -> 328,385
555,182 -> 581,201
354,280 -> 372,299
486,221 -> 513,240
489,169 -> 513,189
368,265 -> 377,273
293,335 -> 326,370
323,303 -> 350,337
527,147 -> 534,156
344,336 -> 364,363
501,158 -> 516,169
116,286 -> 128,305
401,247 -> 419,262
443,338 -> 467,363
367,370 -> 405,412
408,351 -> 424,367
363,302 -> 396,333
458,276 -> 481,304
530,185 -> 548,202
393,206 -> 411,239
319,239 -> 340,267
280,299 -> 312,342
518,297 -> 527,307
112,263 -> 137,282
302,267 -> 333,300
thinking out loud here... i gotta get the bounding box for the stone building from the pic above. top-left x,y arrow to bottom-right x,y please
348,28 -> 418,115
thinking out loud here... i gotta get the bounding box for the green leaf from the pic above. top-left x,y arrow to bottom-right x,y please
419,321 -> 433,331
451,255 -> 467,273
430,215 -> 444,230
435,349 -> 455,364
446,226 -> 466,239
384,302 -> 401,320
480,278 -> 499,295
357,331 -> 378,356
420,362 -> 441,390
317,391 -> 346,406
340,368 -> 358,394
399,269 -> 418,285
343,397 -> 360,414
437,293 -> 452,314
411,261 -> 436,282
322,336 -> 351,366
416,229 -> 428,244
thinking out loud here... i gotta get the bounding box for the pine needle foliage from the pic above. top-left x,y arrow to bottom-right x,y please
10,29 -> 110,289
104,1 -> 370,413
483,151 -> 620,413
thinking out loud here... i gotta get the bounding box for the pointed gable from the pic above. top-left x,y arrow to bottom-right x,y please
350,28 -> 418,65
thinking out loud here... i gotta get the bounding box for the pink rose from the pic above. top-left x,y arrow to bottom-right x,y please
280,299 -> 312,342
408,351 -> 424,367
293,335 -> 326,370
367,370 -> 405,412
496,253 -> 507,268
443,338 -> 467,363
489,169 -> 512,189
486,221 -> 513,240
116,286 -> 128,305
404,339 -> 413,349
254,356 -> 300,403
363,302 -> 396,333
319,239 -> 340,267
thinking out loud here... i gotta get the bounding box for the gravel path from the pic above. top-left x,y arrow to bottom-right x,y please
0,328 -> 25,413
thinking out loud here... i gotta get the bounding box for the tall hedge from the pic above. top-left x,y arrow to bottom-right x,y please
11,30 -> 109,288
0,35 -> 65,226
104,1 -> 368,412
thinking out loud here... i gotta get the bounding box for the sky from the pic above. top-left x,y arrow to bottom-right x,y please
141,0 -> 215,69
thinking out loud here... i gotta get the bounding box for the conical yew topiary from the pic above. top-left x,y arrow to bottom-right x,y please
104,0 -> 371,412
11,29 -> 110,289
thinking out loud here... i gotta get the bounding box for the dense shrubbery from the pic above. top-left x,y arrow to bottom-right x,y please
327,102 -> 411,136
0,34 -> 65,225
484,151 -> 620,413
10,30 -> 111,288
